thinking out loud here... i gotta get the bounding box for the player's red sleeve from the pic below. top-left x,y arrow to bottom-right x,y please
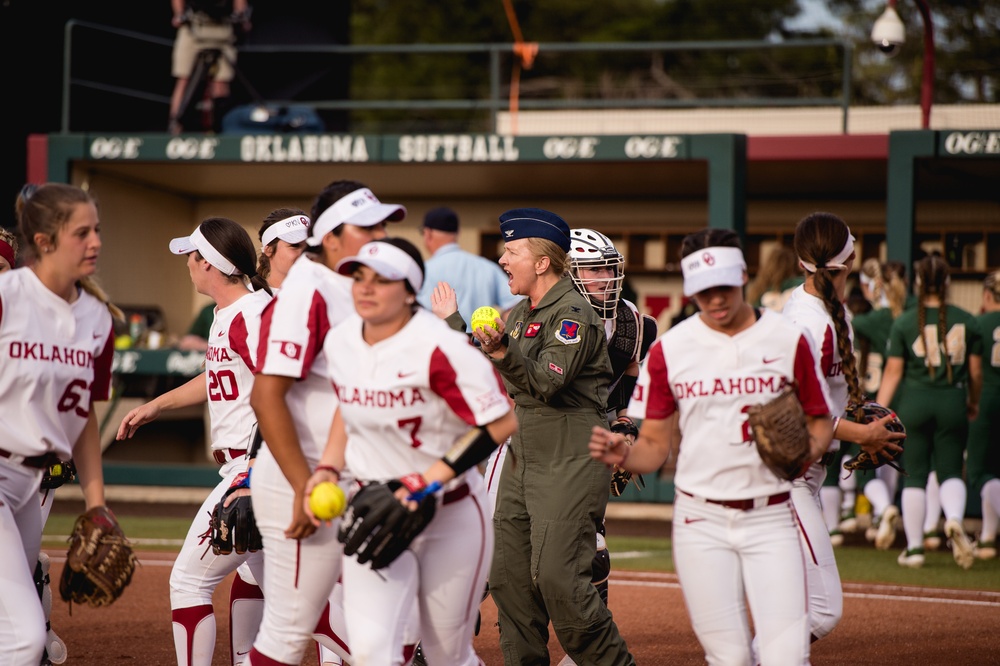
793,334 -> 830,416
819,324 -> 835,378
255,298 -> 277,373
428,347 -> 477,426
639,340 -> 676,420
91,322 -> 115,402
229,312 -> 254,371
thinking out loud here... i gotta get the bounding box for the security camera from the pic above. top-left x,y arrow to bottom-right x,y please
871,6 -> 905,57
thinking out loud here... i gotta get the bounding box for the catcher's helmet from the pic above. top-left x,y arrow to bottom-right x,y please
569,228 -> 624,320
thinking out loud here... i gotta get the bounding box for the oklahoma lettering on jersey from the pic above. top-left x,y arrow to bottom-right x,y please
0,268 -> 114,460
205,289 -> 271,454
256,257 -> 354,462
334,385 -> 427,408
8,342 -> 94,367
629,309 -> 830,500
325,309 -> 510,489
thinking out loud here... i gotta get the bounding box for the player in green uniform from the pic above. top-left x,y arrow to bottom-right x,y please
472,208 -> 635,665
968,271 -> 1000,560
877,254 -> 983,569
850,260 -> 915,549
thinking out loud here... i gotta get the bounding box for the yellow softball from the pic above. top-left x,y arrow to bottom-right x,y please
470,306 -> 501,332
309,482 -> 346,520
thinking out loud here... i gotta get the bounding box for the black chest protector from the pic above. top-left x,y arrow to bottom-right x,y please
606,301 -> 658,414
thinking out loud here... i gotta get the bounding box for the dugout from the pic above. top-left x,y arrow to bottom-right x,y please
29,127 -> 1000,501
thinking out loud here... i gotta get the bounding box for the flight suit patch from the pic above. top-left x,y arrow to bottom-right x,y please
510,321 -> 523,339
555,319 -> 582,345
524,322 -> 541,338
548,362 -> 564,375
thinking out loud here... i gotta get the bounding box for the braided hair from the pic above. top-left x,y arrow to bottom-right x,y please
914,254 -> 951,383
793,212 -> 864,407
984,270 -> 1000,306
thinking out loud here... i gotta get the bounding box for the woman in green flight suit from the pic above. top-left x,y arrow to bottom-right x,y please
472,208 -> 635,665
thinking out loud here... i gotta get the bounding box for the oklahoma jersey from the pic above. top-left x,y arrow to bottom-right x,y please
324,309 -> 510,490
0,268 -> 114,460
783,285 -> 852,447
629,309 -> 830,499
204,289 -> 271,454
256,257 -> 353,463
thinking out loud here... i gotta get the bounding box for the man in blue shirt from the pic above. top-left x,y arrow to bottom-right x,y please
417,206 -> 522,324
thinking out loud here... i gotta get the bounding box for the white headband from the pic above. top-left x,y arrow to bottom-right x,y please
169,226 -> 240,276
306,188 -> 406,247
681,246 -> 747,297
261,215 -> 309,247
800,232 -> 856,273
335,241 -> 424,293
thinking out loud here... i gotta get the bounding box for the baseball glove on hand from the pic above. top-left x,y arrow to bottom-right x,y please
338,478 -> 437,570
60,506 -> 137,608
609,417 -> 645,497
842,402 -> 906,474
211,473 -> 262,555
747,384 -> 812,482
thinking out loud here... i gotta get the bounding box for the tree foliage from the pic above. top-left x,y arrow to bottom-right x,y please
344,0 -> 996,131
825,0 -> 998,104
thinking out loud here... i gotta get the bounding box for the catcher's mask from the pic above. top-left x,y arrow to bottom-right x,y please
569,228 -> 624,320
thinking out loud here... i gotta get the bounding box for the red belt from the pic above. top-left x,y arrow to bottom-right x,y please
0,447 -> 61,470
213,448 -> 248,465
442,482 -> 469,505
678,489 -> 790,512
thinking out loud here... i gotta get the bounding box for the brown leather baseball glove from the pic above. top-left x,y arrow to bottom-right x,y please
59,506 -> 138,608
747,383 -> 812,482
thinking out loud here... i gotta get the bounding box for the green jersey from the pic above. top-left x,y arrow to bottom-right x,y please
886,304 -> 983,390
977,310 -> 1000,389
852,295 -> 916,395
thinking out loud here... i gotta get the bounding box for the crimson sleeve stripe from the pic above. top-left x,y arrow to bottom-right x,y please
91,322 -> 115,402
820,325 -> 835,377
0,291 -> 4,327
794,334 -> 831,416
429,347 -> 477,426
255,298 -> 277,373
301,292 -> 330,375
643,340 -> 677,420
229,312 -> 254,371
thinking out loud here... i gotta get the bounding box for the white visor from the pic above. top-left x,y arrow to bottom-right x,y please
262,215 -> 310,247
306,188 -> 406,247
800,232 -> 856,273
681,246 -> 747,297
169,225 -> 240,276
335,241 -> 424,293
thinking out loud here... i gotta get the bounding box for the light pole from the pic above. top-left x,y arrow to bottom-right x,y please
871,0 -> 935,129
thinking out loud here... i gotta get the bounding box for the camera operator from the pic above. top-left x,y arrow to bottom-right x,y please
168,0 -> 252,134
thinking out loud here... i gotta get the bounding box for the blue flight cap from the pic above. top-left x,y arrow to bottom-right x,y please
498,208 -> 571,252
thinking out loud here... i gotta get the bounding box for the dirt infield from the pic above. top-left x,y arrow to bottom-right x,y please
48,548 -> 1000,665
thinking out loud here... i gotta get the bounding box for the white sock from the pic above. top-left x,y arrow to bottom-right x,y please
938,477 -> 967,524
877,465 -> 900,503
865,479 -> 891,518
820,486 -> 842,531
924,471 -> 942,533
982,479 -> 1000,542
901,487 -> 926,551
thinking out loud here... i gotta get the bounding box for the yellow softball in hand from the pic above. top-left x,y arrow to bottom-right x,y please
470,306 -> 501,332
309,482 -> 346,520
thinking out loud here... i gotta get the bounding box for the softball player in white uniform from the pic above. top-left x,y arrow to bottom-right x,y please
247,181 -> 405,666
116,219 -> 273,666
782,213 -> 904,643
307,238 -> 516,666
591,229 -> 835,666
1,183 -> 116,665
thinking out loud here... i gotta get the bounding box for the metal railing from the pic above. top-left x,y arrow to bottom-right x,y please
62,19 -> 854,134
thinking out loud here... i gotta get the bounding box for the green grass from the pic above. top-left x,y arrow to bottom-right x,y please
604,536 -> 1000,591
43,514 -> 1000,589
